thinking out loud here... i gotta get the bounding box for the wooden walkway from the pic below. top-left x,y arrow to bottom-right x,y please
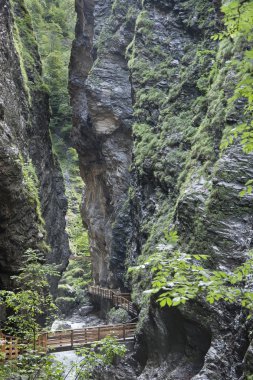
45,323 -> 136,352
0,323 -> 137,359
88,285 -> 138,316
1,287 -> 138,360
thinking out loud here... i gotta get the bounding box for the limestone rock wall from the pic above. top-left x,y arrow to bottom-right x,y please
70,0 -> 253,378
0,0 -> 70,290
70,0 -> 136,288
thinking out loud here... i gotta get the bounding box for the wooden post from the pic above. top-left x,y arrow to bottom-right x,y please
1,332 -> 6,361
85,328 -> 87,344
9,338 -> 12,360
123,325 -> 125,341
14,338 -> 19,359
71,330 -> 74,348
42,333 -> 47,352
98,327 -> 100,341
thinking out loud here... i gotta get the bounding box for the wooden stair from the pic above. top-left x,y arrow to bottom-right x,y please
88,285 -> 138,316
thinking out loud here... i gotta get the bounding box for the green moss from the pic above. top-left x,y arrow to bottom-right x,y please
38,240 -> 50,253
67,267 -> 86,279
112,0 -> 128,14
18,155 -> 45,227
107,307 -> 130,324
55,296 -> 77,315
58,284 -> 76,298
10,0 -> 46,103
11,21 -> 31,101
59,248 -> 91,295
179,0 -> 216,30
135,10 -> 154,36
96,0 -> 138,54
124,0 -> 244,302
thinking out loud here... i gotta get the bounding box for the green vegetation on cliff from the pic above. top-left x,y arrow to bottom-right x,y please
126,0 -> 220,257
129,0 -> 253,322
24,0 -> 75,143
130,231 -> 253,314
24,0 -> 88,260
10,0 -> 47,101
220,1 -> 253,195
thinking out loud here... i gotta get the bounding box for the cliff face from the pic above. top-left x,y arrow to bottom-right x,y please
70,0 -> 136,288
0,0 -> 70,290
70,0 -> 253,378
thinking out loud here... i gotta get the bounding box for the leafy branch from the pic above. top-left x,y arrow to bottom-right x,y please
129,231 -> 253,315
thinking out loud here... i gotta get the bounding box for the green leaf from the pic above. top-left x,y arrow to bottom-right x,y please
166,298 -> 173,307
160,299 -> 167,307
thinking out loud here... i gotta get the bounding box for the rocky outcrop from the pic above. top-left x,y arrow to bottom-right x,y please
70,0 -> 253,378
69,0 -> 136,288
0,0 -> 70,291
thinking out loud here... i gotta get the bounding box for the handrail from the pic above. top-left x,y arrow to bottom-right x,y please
88,286 -> 138,316
1,322 -> 137,358
40,323 -> 137,352
0,332 -> 19,360
49,322 -> 136,334
1,286 -> 138,359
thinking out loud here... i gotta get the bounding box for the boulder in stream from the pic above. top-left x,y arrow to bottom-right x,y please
78,305 -> 94,316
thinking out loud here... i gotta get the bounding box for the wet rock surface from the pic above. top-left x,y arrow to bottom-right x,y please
70,0 -> 253,379
78,305 -> 94,316
93,355 -> 140,380
69,0 -> 136,289
0,0 -> 70,290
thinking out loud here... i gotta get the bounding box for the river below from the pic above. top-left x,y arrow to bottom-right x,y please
51,310 -> 106,379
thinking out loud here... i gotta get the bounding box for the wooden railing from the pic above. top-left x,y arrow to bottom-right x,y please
1,287 -> 137,359
43,323 -> 136,351
1,323 -> 137,357
0,332 -> 19,360
0,331 -> 48,360
88,286 -> 138,316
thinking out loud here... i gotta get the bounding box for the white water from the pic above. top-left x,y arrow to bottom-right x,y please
52,350 -> 81,380
51,311 -> 105,379
52,310 -> 106,331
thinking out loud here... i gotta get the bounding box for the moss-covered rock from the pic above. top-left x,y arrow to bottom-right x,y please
56,297 -> 77,316
107,307 -> 131,324
0,0 -> 70,290
70,0 -> 253,378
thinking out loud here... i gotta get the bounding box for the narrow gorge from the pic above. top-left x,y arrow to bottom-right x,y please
0,0 -> 253,379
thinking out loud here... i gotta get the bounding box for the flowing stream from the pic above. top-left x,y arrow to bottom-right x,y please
51,311 -> 106,379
